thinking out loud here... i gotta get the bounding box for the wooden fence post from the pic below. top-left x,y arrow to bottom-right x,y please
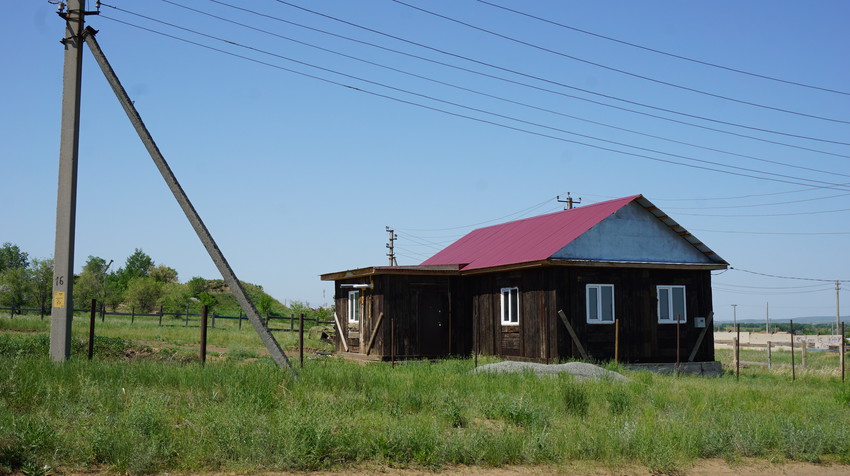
200,305 -> 208,365
238,309 -> 243,330
841,322 -> 845,383
88,299 -> 97,360
212,312 -> 216,328
614,318 -> 619,363
289,314 -> 294,332
735,324 -> 740,381
801,343 -> 807,368
790,320 -> 796,382
131,306 -> 135,324
299,313 -> 304,368
158,305 -> 163,326
676,314 -> 681,376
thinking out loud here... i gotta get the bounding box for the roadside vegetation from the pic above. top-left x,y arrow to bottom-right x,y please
2,314 -> 849,475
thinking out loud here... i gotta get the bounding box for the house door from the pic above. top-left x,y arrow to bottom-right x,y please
417,290 -> 450,356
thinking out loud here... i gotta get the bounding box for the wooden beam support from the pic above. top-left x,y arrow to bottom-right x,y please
558,310 -> 588,360
687,311 -> 713,362
365,312 -> 384,356
333,311 -> 349,352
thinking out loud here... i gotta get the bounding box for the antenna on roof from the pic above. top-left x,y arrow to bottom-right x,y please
557,192 -> 582,210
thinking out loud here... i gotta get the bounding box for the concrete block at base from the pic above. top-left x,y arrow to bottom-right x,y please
625,361 -> 723,377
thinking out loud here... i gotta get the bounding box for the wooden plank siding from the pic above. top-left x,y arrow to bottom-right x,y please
469,266 -> 715,363
334,275 -> 469,359
334,265 -> 715,363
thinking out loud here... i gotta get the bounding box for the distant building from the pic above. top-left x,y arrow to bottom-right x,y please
321,195 -> 728,364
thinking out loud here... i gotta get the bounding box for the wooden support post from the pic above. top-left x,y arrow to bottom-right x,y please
688,312 -> 713,362
299,313 -> 304,368
391,315 -> 396,368
101,302 -> 105,323
333,311 -> 349,352
289,313 -> 294,332
365,312 -> 385,356
212,312 -> 216,329
88,299 -> 96,361
676,314 -> 681,376
200,305 -> 208,365
238,309 -> 242,329
558,310 -> 588,360
790,320 -> 796,382
158,305 -> 163,326
614,318 -> 619,363
131,306 -> 135,324
801,343 -> 807,368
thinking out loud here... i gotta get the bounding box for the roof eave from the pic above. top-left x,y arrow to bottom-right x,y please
320,264 -> 462,281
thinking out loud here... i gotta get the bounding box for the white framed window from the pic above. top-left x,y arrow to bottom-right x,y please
348,290 -> 360,324
500,287 -> 520,326
657,285 -> 686,323
586,284 -> 615,324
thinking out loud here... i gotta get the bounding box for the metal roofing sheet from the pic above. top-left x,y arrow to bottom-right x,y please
422,195 -> 640,270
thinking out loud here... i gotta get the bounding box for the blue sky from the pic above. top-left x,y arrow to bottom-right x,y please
3,0 -> 848,321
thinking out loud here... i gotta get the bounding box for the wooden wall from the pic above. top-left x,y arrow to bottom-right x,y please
468,266 -> 715,363
333,265 -> 716,363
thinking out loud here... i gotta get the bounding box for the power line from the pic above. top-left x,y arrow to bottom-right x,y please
476,0 -> 850,97
729,267 -> 850,283
692,228 -> 850,236
661,192 -> 850,210
647,186 -> 850,201
713,282 -> 830,290
392,0 -> 850,125
98,10 -> 850,193
673,207 -> 850,217
207,0 -> 850,159
164,1 -> 850,179
272,0 -> 850,148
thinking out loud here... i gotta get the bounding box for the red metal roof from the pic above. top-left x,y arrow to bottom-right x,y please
422,195 -> 641,270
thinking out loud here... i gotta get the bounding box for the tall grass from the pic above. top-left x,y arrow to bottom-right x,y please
2,318 -> 849,474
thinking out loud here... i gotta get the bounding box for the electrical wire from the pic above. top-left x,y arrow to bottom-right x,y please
161,0 -> 849,181
661,192 -> 850,210
713,282 -> 831,290
691,228 -> 850,235
97,6 -> 850,193
728,267 -> 848,283
272,0 -> 850,147
672,206 -> 850,217
392,0 -> 850,125
476,0 -> 850,97
169,3 -> 850,178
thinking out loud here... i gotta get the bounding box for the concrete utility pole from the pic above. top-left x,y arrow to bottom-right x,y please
83,29 -> 293,371
386,226 -> 397,266
731,304 -> 737,329
50,0 -> 89,362
765,301 -> 770,334
557,192 -> 581,210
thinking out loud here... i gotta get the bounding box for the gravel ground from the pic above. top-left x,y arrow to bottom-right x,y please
471,361 -> 629,381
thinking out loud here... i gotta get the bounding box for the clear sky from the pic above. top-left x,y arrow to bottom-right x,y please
3,0 -> 848,322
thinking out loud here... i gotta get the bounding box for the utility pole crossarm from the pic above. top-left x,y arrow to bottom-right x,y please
82,27 -> 293,371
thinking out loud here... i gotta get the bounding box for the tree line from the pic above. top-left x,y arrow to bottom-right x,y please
0,242 -> 327,320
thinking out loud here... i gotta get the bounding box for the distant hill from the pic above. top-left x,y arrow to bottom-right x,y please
716,315 -> 847,324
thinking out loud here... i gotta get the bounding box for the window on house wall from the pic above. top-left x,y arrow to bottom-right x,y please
586,284 -> 615,323
500,287 -> 519,325
657,285 -> 686,323
348,290 -> 360,324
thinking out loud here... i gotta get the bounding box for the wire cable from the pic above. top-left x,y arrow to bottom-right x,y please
97,11 -> 850,196
392,0 -> 850,125
161,0 -> 850,181
272,0 -> 850,147
476,0 -> 850,97
728,267 -> 848,283
692,228 -> 850,235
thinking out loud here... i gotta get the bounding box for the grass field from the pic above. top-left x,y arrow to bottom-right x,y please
1,314 -> 849,475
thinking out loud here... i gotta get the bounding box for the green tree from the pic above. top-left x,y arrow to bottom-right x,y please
0,242 -> 28,273
117,248 -> 153,288
29,258 -> 54,318
197,291 -> 217,312
161,282 -> 190,317
149,264 -> 178,284
0,267 -> 31,316
103,275 -> 125,311
255,293 -> 273,317
74,255 -> 107,307
125,276 -> 163,313
186,276 -> 207,298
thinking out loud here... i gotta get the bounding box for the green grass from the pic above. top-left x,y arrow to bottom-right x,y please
1,315 -> 849,475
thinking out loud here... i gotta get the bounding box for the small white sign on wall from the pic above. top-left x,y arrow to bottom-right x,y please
694,317 -> 706,328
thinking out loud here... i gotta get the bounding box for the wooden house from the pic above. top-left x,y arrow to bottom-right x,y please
321,195 -> 728,364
